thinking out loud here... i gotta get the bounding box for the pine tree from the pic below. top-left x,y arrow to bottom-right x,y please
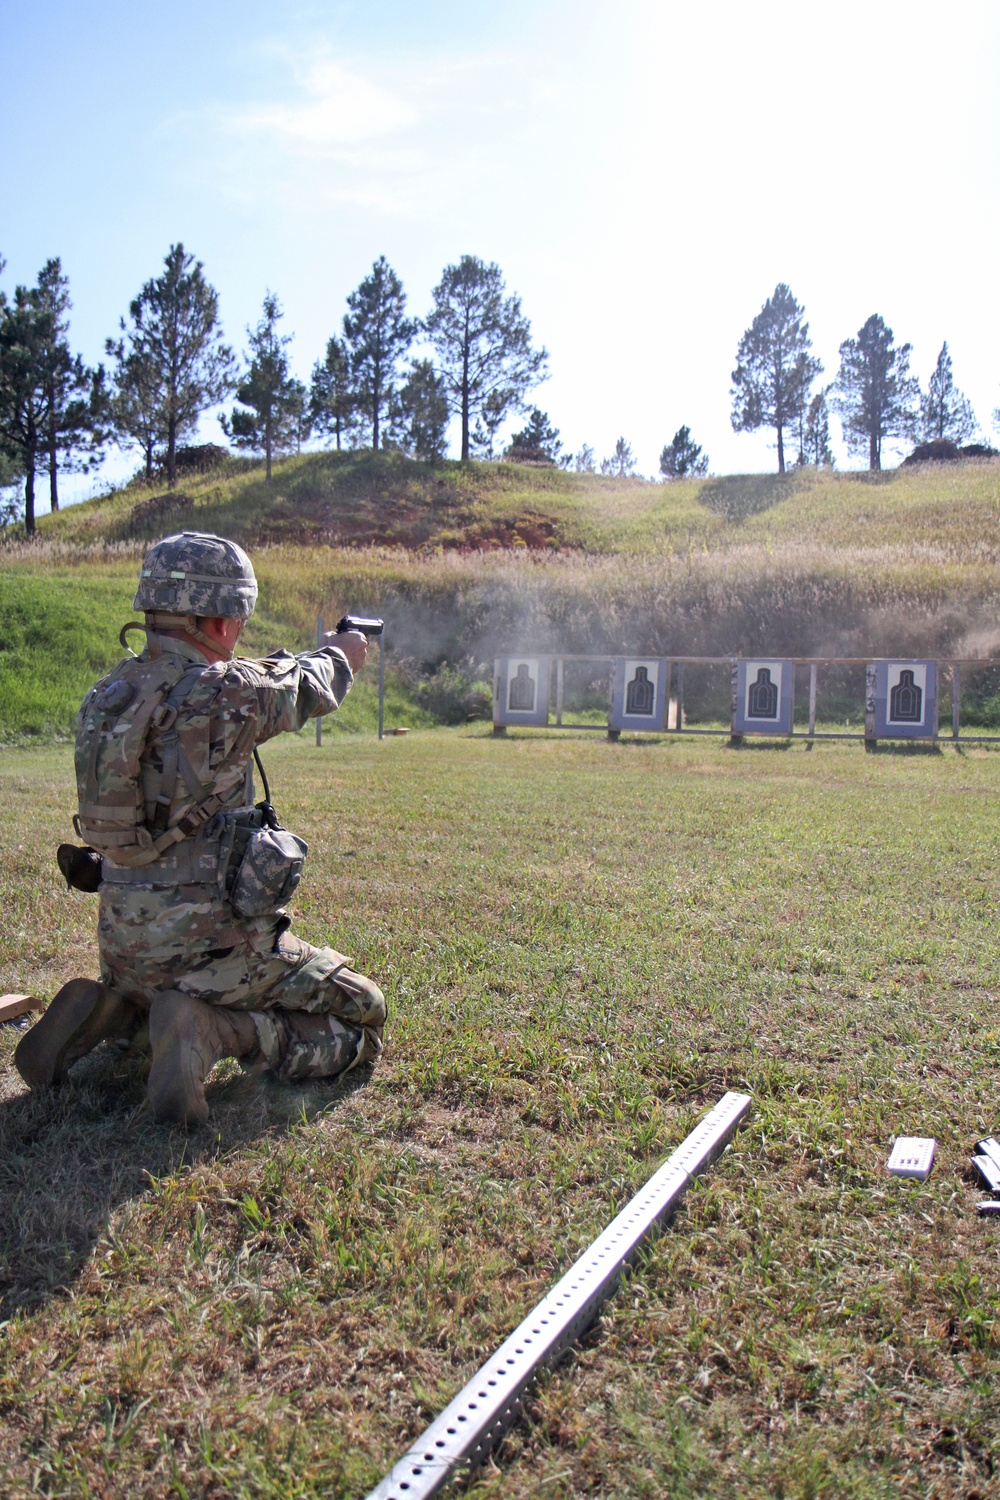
0,443 -> 22,525
342,257 -> 416,451
0,258 -> 104,530
389,359 -> 449,462
0,291 -> 47,534
470,390 -> 509,460
309,335 -> 357,451
33,260 -> 105,512
426,256 -> 548,461
832,314 -> 919,470
221,293 -> 301,480
105,335 -> 168,480
287,380 -> 310,453
731,283 -> 821,474
601,437 -> 636,477
802,389 -> 835,467
506,408 -> 562,464
572,444 -> 596,473
919,342 -> 977,443
659,425 -> 708,479
112,244 -> 235,487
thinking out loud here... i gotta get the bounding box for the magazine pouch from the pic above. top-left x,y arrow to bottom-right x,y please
218,816 -> 308,918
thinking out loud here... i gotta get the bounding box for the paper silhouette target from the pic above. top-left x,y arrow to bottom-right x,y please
732,659 -> 794,736
508,662 -> 536,712
869,661 -> 937,739
493,656 -> 552,727
609,658 -> 669,731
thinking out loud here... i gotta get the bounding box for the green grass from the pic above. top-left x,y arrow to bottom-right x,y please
0,554 -> 437,742
1,729 -> 1000,1496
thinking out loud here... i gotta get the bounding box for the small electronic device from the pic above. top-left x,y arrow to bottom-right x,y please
974,1138 -> 1000,1171
972,1153 -> 1000,1194
887,1137 -> 936,1181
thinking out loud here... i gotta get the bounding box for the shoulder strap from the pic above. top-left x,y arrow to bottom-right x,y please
148,667 -> 209,833
140,677 -> 262,863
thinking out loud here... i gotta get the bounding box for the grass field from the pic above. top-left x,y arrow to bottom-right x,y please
1,727 -> 999,1498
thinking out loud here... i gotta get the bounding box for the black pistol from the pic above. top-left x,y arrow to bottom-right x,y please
335,614 -> 384,639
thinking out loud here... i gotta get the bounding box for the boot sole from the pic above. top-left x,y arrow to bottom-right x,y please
14,980 -> 117,1088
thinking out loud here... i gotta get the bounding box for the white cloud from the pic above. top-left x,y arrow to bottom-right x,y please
231,59 -> 417,147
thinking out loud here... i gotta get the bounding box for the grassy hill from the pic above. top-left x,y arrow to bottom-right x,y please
41,447 -> 1000,560
2,450 -> 1000,740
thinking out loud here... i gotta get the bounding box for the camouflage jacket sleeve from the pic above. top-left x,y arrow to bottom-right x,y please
233,646 -> 354,745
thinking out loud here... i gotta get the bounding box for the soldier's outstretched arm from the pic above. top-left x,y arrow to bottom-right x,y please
236,630 -> 367,743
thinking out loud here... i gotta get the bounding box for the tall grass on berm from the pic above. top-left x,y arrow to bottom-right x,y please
2,453 -> 1000,741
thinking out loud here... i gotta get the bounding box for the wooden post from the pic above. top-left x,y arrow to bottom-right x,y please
808,663 -> 817,743
729,660 -> 740,747
676,663 -> 685,734
316,616 -> 323,747
556,658 -> 564,727
864,663 -> 877,753
952,662 -> 961,742
378,630 -> 385,741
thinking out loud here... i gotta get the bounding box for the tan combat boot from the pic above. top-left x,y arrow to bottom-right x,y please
146,992 -> 259,1127
14,978 -> 139,1089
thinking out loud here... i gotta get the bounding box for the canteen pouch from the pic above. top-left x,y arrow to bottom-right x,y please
226,823 -> 308,917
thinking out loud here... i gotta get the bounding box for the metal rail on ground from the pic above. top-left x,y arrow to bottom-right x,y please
363,1090 -> 752,1500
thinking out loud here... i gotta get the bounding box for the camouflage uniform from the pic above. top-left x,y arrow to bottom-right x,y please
94,631 -> 385,1082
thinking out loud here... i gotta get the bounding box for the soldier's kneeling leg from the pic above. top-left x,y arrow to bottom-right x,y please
254,969 -> 386,1084
147,992 -> 260,1127
15,978 -> 140,1089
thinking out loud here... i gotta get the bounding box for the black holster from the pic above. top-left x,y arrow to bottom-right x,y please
57,843 -> 104,893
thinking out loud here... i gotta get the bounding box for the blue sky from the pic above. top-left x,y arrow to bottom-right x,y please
3,0 -> 999,502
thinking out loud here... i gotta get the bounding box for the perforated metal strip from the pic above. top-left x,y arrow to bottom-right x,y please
363,1090 -> 751,1500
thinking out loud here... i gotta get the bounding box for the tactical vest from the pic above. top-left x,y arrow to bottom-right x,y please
74,647 -> 258,869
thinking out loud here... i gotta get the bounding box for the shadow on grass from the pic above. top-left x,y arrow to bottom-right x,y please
0,1035 -> 371,1318
698,472 -> 802,522
726,738 -> 794,752
868,741 -> 944,756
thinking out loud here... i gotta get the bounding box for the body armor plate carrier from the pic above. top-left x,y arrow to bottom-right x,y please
73,647 -> 258,868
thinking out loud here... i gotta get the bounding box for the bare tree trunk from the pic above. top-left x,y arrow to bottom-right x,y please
870,429 -> 880,471
167,416 -> 177,487
461,341 -> 470,460
776,423 -> 785,474
24,463 -> 36,537
48,428 -> 60,512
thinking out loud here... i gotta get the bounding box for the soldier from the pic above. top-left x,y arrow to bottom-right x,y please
14,531 -> 386,1125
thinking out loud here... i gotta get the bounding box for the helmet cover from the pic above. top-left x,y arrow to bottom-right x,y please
133,531 -> 257,619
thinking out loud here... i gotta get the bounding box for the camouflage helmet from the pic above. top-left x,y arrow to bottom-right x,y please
133,532 -> 257,619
